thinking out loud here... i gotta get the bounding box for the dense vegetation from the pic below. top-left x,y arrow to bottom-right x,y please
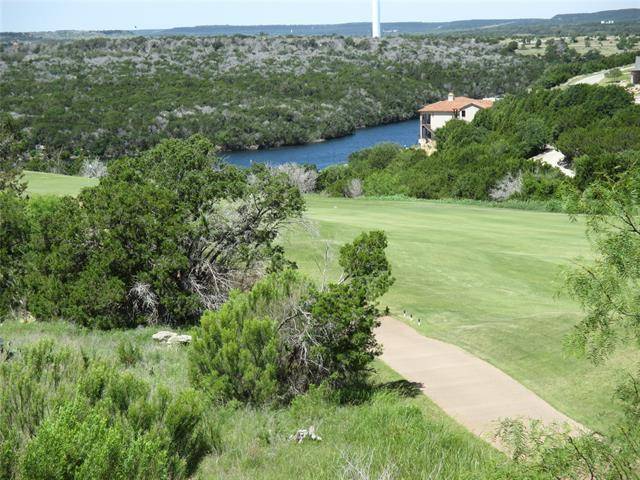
1,135 -> 304,328
318,84 -> 640,203
534,43 -> 639,88
1,340 -> 217,479
3,24 -> 640,478
1,135 -> 426,477
1,35 -> 547,172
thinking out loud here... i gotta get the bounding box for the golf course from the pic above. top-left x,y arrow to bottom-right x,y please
282,196 -> 637,432
21,171 -> 634,433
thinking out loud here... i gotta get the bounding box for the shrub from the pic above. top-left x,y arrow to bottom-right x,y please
116,340 -> 143,367
0,340 -> 218,479
275,163 -> 318,193
0,191 -> 29,317
19,400 -> 169,480
489,172 -> 523,201
190,231 -> 393,404
344,178 -> 363,198
20,136 -> 304,328
190,294 -> 281,404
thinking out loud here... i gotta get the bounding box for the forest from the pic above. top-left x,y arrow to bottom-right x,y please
0,34 -> 560,173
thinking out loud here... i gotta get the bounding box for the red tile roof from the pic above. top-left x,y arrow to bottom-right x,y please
418,96 -> 494,113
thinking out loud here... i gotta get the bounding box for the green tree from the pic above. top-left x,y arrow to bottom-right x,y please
565,166 -> 640,363
0,191 -> 30,317
0,117 -> 26,194
22,136 -> 304,328
190,231 -> 394,404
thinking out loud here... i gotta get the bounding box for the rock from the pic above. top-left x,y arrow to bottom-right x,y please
19,312 -> 36,324
167,334 -> 192,345
289,425 -> 322,443
152,331 -> 192,345
152,331 -> 177,342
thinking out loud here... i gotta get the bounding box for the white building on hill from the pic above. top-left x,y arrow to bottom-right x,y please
418,93 -> 494,145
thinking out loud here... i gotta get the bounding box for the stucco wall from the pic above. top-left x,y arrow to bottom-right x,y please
461,105 -> 481,122
430,112 -> 454,131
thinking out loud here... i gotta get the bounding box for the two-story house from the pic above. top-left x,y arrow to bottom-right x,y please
418,93 -> 494,145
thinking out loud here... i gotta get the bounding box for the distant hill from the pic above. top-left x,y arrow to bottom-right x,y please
550,8 -> 640,24
2,8 -> 639,41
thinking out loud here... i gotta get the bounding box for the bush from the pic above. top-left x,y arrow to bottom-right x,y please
0,340 -> 218,479
19,136 -> 304,328
190,232 -> 394,405
20,400 -> 169,480
190,293 -> 281,404
117,340 -> 143,367
317,85 -> 640,203
0,191 -> 29,316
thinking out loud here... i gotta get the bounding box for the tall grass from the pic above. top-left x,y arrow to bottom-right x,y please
0,321 -> 527,479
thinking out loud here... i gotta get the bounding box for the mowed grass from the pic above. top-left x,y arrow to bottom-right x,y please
0,320 -> 513,478
23,170 -> 97,196
280,195 -> 638,431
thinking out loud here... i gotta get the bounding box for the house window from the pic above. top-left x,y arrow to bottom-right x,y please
461,110 -> 466,118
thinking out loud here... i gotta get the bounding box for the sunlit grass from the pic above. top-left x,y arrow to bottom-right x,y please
23,170 -> 98,197
280,195 -> 638,431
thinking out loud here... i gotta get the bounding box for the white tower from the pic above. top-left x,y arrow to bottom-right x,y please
372,0 -> 381,38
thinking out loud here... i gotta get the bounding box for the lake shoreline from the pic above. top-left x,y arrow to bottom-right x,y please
223,118 -> 419,169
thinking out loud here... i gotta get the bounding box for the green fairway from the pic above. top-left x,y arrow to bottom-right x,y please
24,170 -> 98,196
280,195 -> 637,431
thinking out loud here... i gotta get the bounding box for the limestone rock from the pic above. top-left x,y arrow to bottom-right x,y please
289,425 -> 322,443
152,331 -> 177,342
152,331 -> 192,345
167,334 -> 192,345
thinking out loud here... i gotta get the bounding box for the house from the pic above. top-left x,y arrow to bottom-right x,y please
631,56 -> 640,85
418,93 -> 494,144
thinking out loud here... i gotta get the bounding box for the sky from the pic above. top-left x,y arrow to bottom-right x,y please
1,0 -> 638,32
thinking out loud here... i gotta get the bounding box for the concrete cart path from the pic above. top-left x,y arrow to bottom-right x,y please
376,316 -> 585,446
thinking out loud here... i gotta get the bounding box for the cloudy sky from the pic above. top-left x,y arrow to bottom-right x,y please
1,0 -> 637,32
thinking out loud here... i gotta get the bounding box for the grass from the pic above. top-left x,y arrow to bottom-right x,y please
0,320 -> 515,479
20,172 -> 636,430
0,319 -> 192,393
23,170 -> 98,196
280,195 -> 638,431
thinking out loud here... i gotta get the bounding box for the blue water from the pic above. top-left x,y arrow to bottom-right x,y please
223,119 -> 418,169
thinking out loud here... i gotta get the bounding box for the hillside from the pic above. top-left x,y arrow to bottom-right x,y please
2,8 -> 638,41
19,172 -> 633,431
0,35 -> 542,171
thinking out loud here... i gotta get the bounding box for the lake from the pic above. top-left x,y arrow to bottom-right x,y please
223,119 -> 418,169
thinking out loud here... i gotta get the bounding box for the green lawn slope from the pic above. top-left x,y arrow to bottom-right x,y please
280,195 -> 637,431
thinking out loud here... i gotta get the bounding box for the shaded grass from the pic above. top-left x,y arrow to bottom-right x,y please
281,195 -> 638,432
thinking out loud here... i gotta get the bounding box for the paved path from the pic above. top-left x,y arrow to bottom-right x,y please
376,316 -> 584,446
569,71 -> 606,85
